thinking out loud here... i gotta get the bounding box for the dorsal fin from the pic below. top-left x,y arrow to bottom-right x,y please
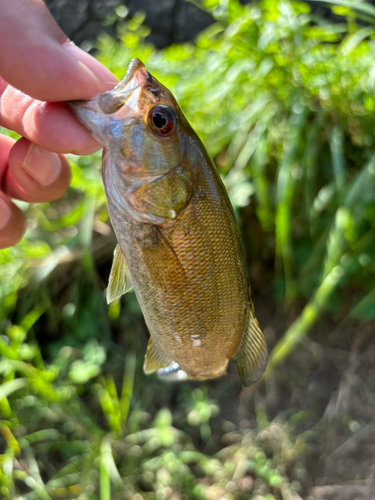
233,306 -> 268,386
106,244 -> 132,304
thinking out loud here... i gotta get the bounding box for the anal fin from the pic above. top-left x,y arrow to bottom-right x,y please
143,338 -> 173,374
107,244 -> 132,304
233,307 -> 268,386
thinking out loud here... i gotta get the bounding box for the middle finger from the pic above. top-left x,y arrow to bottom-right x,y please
0,78 -> 101,155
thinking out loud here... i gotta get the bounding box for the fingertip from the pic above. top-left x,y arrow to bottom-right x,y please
0,194 -> 26,249
5,138 -> 72,203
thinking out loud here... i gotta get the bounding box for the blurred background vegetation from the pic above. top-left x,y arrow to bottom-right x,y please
2,0 -> 375,498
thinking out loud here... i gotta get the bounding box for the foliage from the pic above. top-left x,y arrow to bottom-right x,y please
0,307 -> 307,499
1,0 -> 375,498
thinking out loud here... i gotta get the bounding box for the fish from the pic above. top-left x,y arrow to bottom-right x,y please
68,58 -> 267,385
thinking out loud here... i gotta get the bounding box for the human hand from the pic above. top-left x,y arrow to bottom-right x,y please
0,0 -> 118,249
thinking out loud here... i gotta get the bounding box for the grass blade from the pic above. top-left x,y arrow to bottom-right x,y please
120,351 -> 136,428
100,438 -> 111,500
275,105 -> 307,303
267,263 -> 345,372
313,0 -> 375,19
329,126 -> 345,195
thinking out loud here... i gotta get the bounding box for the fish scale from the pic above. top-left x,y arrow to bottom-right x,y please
69,58 -> 268,385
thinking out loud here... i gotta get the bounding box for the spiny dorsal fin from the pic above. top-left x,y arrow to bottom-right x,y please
233,307 -> 268,386
143,338 -> 173,374
106,244 -> 132,304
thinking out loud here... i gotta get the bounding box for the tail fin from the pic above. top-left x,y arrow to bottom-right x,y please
233,307 -> 268,386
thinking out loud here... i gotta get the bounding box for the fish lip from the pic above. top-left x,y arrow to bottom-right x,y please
67,58 -> 149,145
68,58 -> 148,117
97,58 -> 148,114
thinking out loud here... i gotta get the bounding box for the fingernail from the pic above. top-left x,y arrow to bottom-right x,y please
63,41 -> 118,90
22,144 -> 62,187
0,197 -> 12,230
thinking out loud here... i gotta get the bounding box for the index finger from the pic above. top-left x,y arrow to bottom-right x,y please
0,79 -> 101,154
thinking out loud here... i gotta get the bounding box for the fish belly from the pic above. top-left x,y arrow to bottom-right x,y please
108,182 -> 249,380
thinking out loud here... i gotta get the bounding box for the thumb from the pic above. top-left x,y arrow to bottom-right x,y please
0,0 -> 118,102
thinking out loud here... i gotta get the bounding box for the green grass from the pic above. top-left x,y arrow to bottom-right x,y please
1,0 -> 375,497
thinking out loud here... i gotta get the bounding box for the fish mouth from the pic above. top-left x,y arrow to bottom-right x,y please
97,58 -> 148,114
68,58 -> 149,146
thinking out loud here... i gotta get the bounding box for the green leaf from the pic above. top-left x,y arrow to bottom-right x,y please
0,379 -> 27,400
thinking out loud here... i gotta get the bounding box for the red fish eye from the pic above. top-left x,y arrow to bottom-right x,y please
148,106 -> 175,135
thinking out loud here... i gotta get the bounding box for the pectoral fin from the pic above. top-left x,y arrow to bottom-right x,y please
107,244 -> 132,304
233,308 -> 268,386
143,338 -> 173,374
127,170 -> 192,222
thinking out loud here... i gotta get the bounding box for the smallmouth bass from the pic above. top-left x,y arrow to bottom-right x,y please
69,59 -> 267,385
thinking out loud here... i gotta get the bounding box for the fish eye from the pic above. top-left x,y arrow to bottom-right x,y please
148,105 -> 175,136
